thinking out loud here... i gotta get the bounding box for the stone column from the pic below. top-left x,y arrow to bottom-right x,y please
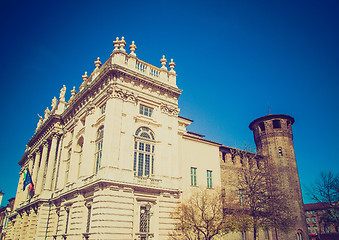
44,134 -> 60,190
32,150 -> 41,188
36,141 -> 49,194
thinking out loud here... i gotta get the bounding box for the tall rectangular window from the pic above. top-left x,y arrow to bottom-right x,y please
95,126 -> 104,174
86,204 -> 92,233
140,105 -> 153,117
207,170 -> 212,188
140,206 -> 148,233
190,167 -> 197,186
100,104 -> 106,114
65,207 -> 70,234
273,120 -> 281,129
64,149 -> 71,186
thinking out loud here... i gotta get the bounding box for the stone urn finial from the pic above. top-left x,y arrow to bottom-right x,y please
169,59 -> 176,73
120,36 -> 126,52
160,55 -> 167,69
129,41 -> 137,57
94,57 -> 101,69
113,37 -> 120,50
71,86 -> 76,97
82,71 -> 88,82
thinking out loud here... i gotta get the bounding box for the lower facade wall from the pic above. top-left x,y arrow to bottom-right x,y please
5,182 -> 180,240
5,184 -> 300,240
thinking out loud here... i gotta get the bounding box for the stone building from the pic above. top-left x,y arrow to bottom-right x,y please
304,202 -> 339,239
7,37 -> 307,240
0,197 -> 15,240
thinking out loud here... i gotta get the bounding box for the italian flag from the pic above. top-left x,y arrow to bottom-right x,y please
23,169 -> 34,192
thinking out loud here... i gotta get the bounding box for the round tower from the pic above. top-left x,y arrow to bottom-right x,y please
249,114 -> 307,240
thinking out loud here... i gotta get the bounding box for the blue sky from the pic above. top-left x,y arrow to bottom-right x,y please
0,0 -> 338,205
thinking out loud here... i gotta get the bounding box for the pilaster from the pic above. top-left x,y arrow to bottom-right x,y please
36,141 -> 49,194
45,134 -> 60,191
79,109 -> 97,178
51,135 -> 64,191
68,120 -> 84,183
32,150 -> 41,188
100,97 -> 123,173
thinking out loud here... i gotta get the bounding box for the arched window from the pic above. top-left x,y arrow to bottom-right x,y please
278,147 -> 283,157
95,126 -> 104,174
65,148 -> 71,186
76,137 -> 84,178
296,231 -> 303,240
134,127 -> 155,177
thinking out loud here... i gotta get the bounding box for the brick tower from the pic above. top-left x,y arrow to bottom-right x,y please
249,114 -> 308,240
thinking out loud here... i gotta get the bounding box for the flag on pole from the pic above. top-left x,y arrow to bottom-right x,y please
23,169 -> 34,192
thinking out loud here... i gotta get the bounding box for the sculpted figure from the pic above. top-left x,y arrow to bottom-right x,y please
51,96 -> 57,110
59,85 -> 66,101
36,114 -> 43,131
44,107 -> 50,119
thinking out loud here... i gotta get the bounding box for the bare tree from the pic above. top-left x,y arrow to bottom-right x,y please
306,171 -> 339,232
307,171 -> 339,205
234,149 -> 294,240
170,188 -> 236,240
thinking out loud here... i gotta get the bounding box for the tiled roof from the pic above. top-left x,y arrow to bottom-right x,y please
304,202 -> 330,211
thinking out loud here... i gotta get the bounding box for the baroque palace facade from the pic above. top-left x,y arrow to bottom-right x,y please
7,37 -> 307,240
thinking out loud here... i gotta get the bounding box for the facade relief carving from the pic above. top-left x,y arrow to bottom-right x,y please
112,87 -> 137,103
86,103 -> 96,116
160,103 -> 180,116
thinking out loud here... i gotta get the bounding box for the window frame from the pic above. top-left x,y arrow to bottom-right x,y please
95,126 -> 104,174
134,127 -> 155,177
139,104 -> 153,117
100,103 -> 106,115
190,167 -> 197,186
207,170 -> 212,188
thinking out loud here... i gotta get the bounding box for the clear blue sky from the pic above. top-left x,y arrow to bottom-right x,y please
0,0 -> 338,205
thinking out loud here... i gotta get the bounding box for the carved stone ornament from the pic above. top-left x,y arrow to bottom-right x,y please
106,85 -> 114,95
85,201 -> 92,208
160,103 -> 180,116
113,87 -> 137,103
86,103 -> 95,116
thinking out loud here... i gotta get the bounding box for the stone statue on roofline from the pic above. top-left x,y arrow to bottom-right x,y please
51,96 -> 57,110
35,114 -> 43,132
44,107 -> 50,120
59,85 -> 66,102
